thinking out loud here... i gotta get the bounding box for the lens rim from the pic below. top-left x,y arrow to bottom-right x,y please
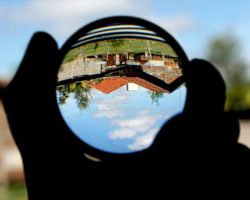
55,16 -> 189,160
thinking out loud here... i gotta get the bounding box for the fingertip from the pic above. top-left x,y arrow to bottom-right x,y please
27,31 -> 58,58
189,58 -> 225,86
188,59 -> 221,79
31,32 -> 58,47
187,58 -> 225,87
14,31 -> 58,80
15,32 -> 58,75
190,58 -> 211,65
6,31 -> 59,97
184,58 -> 226,113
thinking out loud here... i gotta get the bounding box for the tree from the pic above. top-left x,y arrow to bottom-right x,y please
148,91 -> 164,105
57,81 -> 92,110
206,34 -> 250,111
57,85 -> 70,105
73,81 -> 92,110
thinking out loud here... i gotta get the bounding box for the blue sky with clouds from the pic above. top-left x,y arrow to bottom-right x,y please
0,0 -> 249,78
58,85 -> 186,153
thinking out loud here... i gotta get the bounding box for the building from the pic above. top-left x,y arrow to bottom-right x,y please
88,76 -> 169,94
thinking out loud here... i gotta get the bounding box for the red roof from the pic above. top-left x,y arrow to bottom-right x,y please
88,77 -> 168,94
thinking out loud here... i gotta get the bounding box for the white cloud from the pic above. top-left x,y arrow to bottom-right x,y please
93,94 -> 129,118
109,128 -> 137,139
95,95 -> 129,110
128,127 -> 160,150
113,111 -> 162,130
94,109 -> 124,118
2,0 -> 152,37
109,110 -> 162,142
10,0 -> 141,22
1,1 -> 197,39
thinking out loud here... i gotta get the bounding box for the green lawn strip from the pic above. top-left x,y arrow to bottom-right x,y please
62,38 -> 177,64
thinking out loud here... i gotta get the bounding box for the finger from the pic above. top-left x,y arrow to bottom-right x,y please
6,32 -> 58,93
2,32 -> 59,145
184,59 -> 226,114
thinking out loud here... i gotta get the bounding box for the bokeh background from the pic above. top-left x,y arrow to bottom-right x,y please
0,1 -> 249,199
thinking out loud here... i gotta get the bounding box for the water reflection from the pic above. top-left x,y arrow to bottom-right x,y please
57,34 -> 185,153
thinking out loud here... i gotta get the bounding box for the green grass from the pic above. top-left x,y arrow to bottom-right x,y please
63,38 -> 177,63
0,183 -> 27,200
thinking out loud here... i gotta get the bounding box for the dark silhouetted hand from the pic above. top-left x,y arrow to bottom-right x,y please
1,32 -> 250,198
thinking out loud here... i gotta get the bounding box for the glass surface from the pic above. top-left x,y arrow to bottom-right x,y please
57,23 -> 186,153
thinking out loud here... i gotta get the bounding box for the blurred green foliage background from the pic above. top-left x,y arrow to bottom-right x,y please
206,34 -> 250,112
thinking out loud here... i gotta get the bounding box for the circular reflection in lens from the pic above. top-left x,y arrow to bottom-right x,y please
57,18 -> 187,153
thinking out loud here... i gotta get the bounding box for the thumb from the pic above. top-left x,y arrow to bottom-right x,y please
184,59 -> 226,114
2,32 -> 58,145
6,32 -> 58,95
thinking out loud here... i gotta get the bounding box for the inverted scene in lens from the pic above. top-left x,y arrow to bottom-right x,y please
57,24 -> 186,153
